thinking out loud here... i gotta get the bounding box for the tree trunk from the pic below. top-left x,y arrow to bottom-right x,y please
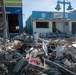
0,0 -> 8,45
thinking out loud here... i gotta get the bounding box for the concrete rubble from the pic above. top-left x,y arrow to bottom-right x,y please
0,33 -> 76,75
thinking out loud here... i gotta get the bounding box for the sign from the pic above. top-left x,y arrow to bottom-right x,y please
54,13 -> 68,19
41,13 -> 46,18
3,0 -> 22,7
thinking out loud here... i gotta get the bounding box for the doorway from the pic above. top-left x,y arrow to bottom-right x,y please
52,22 -> 56,33
8,14 -> 19,33
72,22 -> 76,34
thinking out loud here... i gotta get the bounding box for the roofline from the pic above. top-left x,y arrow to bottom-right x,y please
32,11 -> 76,14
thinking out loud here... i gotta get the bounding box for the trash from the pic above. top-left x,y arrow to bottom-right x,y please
0,33 -> 76,75
42,40 -> 48,56
34,32 -> 39,40
30,49 -> 39,57
11,40 -> 23,50
62,58 -> 72,67
30,59 -> 37,64
42,73 -> 47,75
29,57 -> 42,65
72,44 -> 76,48
13,57 -> 27,73
55,45 -> 66,59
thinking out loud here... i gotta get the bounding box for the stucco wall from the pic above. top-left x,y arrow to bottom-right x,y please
33,20 -> 52,34
56,22 -> 63,32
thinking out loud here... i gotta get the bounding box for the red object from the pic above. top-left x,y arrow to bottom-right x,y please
50,12 -> 52,15
30,59 -> 37,64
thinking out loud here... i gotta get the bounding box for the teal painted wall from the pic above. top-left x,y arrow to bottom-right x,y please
26,15 -> 33,35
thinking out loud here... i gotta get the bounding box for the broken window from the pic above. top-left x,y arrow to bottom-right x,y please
36,22 -> 49,28
8,14 -> 19,33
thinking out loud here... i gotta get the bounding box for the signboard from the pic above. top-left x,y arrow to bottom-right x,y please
54,13 -> 68,19
4,0 -> 22,7
41,13 -> 46,18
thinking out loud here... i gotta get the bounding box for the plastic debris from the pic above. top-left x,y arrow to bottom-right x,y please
0,33 -> 76,75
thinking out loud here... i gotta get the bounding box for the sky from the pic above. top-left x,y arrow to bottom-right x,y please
22,0 -> 76,27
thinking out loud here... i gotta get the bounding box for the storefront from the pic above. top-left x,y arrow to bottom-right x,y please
26,11 -> 76,37
0,0 -> 23,38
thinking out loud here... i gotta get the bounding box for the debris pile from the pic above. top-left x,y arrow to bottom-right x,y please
0,33 -> 76,75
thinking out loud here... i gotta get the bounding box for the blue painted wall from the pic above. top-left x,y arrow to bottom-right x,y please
32,11 -> 76,20
26,15 -> 33,35
32,11 -> 51,19
68,13 -> 76,19
0,7 -> 23,38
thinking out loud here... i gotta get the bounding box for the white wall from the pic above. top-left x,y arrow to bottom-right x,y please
56,22 -> 69,33
65,24 -> 69,32
56,22 -> 63,32
33,20 -> 52,34
69,20 -> 76,33
32,20 -> 74,34
68,21 -> 72,32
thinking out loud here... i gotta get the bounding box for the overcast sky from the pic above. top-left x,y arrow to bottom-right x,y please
22,0 -> 76,27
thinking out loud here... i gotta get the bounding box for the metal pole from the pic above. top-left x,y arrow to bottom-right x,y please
63,0 -> 65,37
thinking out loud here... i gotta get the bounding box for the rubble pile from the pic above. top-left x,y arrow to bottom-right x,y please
0,33 -> 76,75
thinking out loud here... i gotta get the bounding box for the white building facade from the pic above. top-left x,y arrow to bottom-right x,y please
26,11 -> 76,37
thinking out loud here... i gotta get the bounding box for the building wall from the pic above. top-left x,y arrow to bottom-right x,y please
26,16 -> 33,34
69,20 -> 76,33
32,20 -> 52,34
69,21 -> 72,32
56,22 -> 63,32
0,0 -> 23,38
4,0 -> 22,8
26,11 -> 76,35
65,24 -> 69,32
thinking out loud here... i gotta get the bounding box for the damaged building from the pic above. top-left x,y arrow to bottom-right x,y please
26,11 -> 76,38
0,0 -> 23,38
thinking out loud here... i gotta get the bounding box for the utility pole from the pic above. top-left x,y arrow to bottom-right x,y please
0,0 -> 8,45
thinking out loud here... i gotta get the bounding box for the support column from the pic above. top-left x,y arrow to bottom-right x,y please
49,21 -> 52,33
69,21 -> 72,33
32,21 -> 36,34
